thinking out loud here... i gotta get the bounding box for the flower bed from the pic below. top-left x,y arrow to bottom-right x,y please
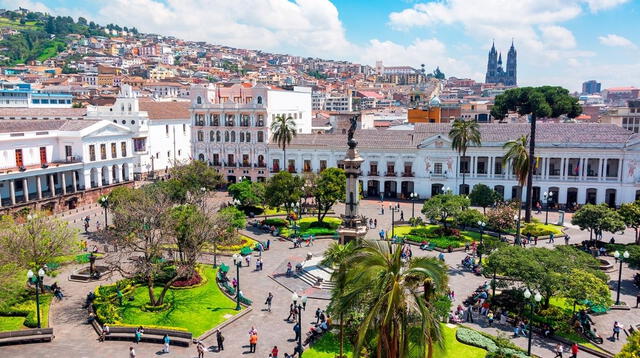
0,294 -> 52,331
279,217 -> 341,238
455,327 -> 528,358
394,225 -> 481,248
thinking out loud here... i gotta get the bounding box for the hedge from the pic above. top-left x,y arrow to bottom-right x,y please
456,327 -> 528,358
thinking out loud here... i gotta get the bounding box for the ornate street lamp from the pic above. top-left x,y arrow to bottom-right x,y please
26,268 -> 46,328
389,204 -> 400,239
477,220 -> 486,262
524,289 -> 542,356
232,254 -> 242,310
543,191 -> 553,225
410,192 -> 418,221
614,250 -> 630,305
292,292 -> 304,357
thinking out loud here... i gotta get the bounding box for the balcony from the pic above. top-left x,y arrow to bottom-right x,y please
431,173 -> 447,178
288,167 -> 297,174
368,171 -> 379,176
255,163 -> 267,168
270,167 -> 280,173
212,162 -> 222,167
402,171 -> 415,177
385,171 -> 396,177
241,163 -> 251,168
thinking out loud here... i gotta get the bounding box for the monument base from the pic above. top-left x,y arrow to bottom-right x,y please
337,225 -> 368,244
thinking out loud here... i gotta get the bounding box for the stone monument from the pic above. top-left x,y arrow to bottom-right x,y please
337,115 -> 368,244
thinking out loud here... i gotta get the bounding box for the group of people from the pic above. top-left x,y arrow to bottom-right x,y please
367,218 -> 378,229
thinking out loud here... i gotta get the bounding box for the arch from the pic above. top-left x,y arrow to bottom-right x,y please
400,181 -> 414,199
197,130 -> 204,142
246,132 -> 251,142
384,181 -> 397,198
90,168 -> 99,188
494,185 -> 504,200
231,131 -> 236,142
257,131 -> 264,143
128,103 -> 132,112
209,130 -> 215,142
120,104 -> 124,112
216,130 -> 221,142
239,132 -> 245,142
511,186 -> 522,202
547,187 -> 559,209
121,163 -> 129,181
196,96 -> 202,104
431,184 -> 444,197
257,96 -> 263,104
101,166 -> 109,186
567,187 -> 578,208
605,188 -> 616,207
198,153 -> 205,161
367,180 -> 380,197
586,188 -> 597,205
112,165 -> 119,183
225,131 -> 229,142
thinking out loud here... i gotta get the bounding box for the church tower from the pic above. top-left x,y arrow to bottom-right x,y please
506,40 -> 517,86
485,41 -> 498,83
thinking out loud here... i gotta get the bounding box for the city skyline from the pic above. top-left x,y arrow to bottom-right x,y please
2,0 -> 639,91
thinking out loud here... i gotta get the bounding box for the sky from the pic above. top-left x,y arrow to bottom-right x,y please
4,0 -> 640,91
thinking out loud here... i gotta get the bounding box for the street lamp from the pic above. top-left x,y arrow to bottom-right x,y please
445,186 -> 451,194
292,293 -> 304,357
513,214 -> 521,246
26,268 -> 45,328
232,254 -> 242,310
99,195 -> 109,229
410,192 -> 418,221
389,204 -> 400,239
614,250 -> 630,305
543,191 -> 554,225
477,221 -> 486,262
523,289 -> 542,356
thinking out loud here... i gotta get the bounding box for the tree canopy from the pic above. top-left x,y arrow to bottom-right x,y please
265,171 -> 304,213
618,201 -> 640,244
469,184 -> 497,213
313,168 -> 346,223
421,194 -> 470,228
490,86 -> 582,121
228,180 -> 265,208
571,204 -> 626,240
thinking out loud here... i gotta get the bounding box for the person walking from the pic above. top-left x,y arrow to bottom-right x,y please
271,346 -> 279,358
196,340 -> 205,358
162,334 -> 170,353
249,333 -> 258,353
466,305 -> 474,323
374,219 -> 377,227
554,343 -> 564,358
315,307 -> 321,324
293,322 -> 301,342
549,233 -> 555,244
216,329 -> 224,351
565,235 -> 570,246
487,311 -> 494,327
613,321 -> 621,340
265,292 -> 273,312
245,254 -> 251,267
287,304 -> 295,322
570,342 -> 579,358
636,293 -> 640,308
129,347 -> 136,358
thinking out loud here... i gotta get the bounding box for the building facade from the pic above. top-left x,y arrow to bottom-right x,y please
582,80 -> 602,95
0,82 -> 73,108
269,123 -> 640,207
190,83 -> 312,183
485,42 -> 517,86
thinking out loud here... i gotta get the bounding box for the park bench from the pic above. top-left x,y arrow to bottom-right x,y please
94,326 -> 192,346
0,328 -> 54,345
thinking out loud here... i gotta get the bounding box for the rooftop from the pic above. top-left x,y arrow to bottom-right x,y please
0,119 -> 96,134
138,101 -> 190,120
0,107 -> 87,119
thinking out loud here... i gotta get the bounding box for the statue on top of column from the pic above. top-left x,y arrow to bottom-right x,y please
347,115 -> 358,149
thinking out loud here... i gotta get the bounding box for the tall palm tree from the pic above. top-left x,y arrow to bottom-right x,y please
334,240 -> 448,358
503,135 -> 530,245
270,114 -> 296,171
323,242 -> 354,358
449,119 -> 481,194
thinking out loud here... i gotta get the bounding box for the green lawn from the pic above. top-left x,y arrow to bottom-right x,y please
0,316 -> 26,331
304,332 -> 352,358
0,18 -> 40,30
0,294 -> 52,332
280,217 -> 342,238
395,225 -> 482,248
118,266 -> 239,336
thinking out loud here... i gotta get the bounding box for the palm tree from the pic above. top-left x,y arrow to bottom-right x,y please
333,240 -> 448,358
270,114 -> 296,171
449,119 -> 481,194
322,242 -> 354,358
503,135 -> 530,245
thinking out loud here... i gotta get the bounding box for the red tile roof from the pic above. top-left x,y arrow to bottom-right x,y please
138,101 -> 190,120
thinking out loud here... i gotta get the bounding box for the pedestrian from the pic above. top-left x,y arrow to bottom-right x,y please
315,307 -> 321,324
96,220 -> 101,231
248,326 -> 257,335
99,324 -> 110,342
162,334 -> 170,353
266,239 -> 271,250
613,321 -> 621,340
534,235 -> 538,245
636,293 -> 640,308
271,345 -> 279,358
245,254 -> 251,267
536,202 -> 542,214
487,311 -> 494,327
319,310 -> 326,323
554,343 -> 564,358
466,305 -> 474,323
400,211 -> 404,221
549,233 -> 555,243
249,332 -> 258,353
287,304 -> 295,322
293,322 -> 301,341
570,342 -> 579,358
381,206 -> 384,215
265,292 -> 273,312
197,340 -> 205,358
216,329 -> 224,351
129,346 -> 136,358
134,326 -> 143,344
565,235 -> 570,246
286,262 -> 292,277
374,219 -> 377,227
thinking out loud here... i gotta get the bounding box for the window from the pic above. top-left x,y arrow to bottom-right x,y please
227,154 -> 234,166
225,131 -> 229,142
258,155 -> 265,166
320,160 -> 327,172
65,145 -> 72,158
231,131 -> 236,142
111,143 -> 117,158
257,131 -> 264,142
240,132 -> 245,142
246,132 -> 251,142
434,163 -> 443,175
213,154 -> 220,165
242,154 -> 249,167
165,124 -> 169,136
304,160 -> 311,172
257,96 -> 263,104
257,115 -> 264,126
241,115 -> 250,126
210,130 -> 215,141
216,131 -> 221,142
213,114 -> 219,126
197,130 -> 204,142
15,149 -> 23,167
133,138 -> 146,152
167,151 -> 171,159
100,144 -> 107,160
272,159 -> 280,171
196,96 -> 202,104
183,124 -> 186,133
39,147 -> 47,164
89,145 -> 96,161
288,160 -> 296,173
121,142 -> 127,157
198,153 -> 205,161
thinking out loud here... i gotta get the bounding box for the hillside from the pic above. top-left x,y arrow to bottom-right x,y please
0,9 -> 138,66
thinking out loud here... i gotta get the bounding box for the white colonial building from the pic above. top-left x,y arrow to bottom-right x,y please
0,119 -> 135,212
190,83 -> 312,183
268,123 -> 640,207
86,85 -> 191,179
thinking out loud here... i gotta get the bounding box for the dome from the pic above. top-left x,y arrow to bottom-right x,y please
429,96 -> 441,107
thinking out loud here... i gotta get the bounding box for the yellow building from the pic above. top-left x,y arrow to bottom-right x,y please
408,107 -> 442,123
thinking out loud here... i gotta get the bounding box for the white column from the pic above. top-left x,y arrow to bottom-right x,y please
105,166 -> 112,185
61,172 -> 67,195
543,158 -> 549,179
22,178 -> 29,202
10,180 -> 16,205
599,158 -> 605,182
489,157 -> 494,178
36,175 -> 42,199
72,171 -> 78,192
49,174 -> 56,196
617,159 -> 623,181
581,158 -> 587,180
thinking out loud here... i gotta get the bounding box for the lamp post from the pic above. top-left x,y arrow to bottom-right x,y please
523,289 -> 542,356
614,250 -> 630,305
389,204 -> 400,239
444,186 -> 451,194
27,268 -> 45,328
477,220 -> 486,262
292,293 -> 304,357
99,195 -> 109,228
543,191 -> 553,225
410,192 -> 418,221
212,224 -> 219,268
514,214 -> 521,246
232,254 -> 242,310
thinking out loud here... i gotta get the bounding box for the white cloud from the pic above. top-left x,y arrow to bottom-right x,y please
598,34 -> 637,49
539,25 -> 576,49
583,0 -> 630,12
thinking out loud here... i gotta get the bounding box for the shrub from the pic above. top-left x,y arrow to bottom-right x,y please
308,220 -> 335,229
171,270 -> 203,288
434,226 -> 461,237
521,222 -> 562,237
262,218 -> 288,227
408,217 -> 424,226
456,328 -> 528,358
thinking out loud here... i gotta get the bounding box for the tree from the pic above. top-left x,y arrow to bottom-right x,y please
457,209 -> 486,230
0,212 -> 77,291
619,201 -> 640,244
563,269 -> 613,312
486,202 -> 518,234
265,171 -> 304,214
169,160 -> 223,194
335,240 -> 448,357
469,183 -> 497,214
228,180 -> 264,208
421,194 -> 470,229
616,330 -> 640,358
503,134 -> 529,242
270,114 -> 296,166
219,206 -> 246,230
571,204 -> 626,241
313,168 -> 346,223
491,86 -> 581,223
432,66 -> 445,80
449,119 -> 481,192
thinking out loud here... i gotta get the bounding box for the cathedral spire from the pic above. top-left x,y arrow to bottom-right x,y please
498,53 -> 502,64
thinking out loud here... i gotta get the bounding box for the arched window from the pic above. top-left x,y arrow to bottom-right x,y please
257,131 -> 264,143
213,114 -> 219,126
197,131 -> 204,142
210,130 -> 215,141
225,131 -> 229,142
231,131 -> 236,142
120,104 -> 124,112
196,96 -> 202,104
246,132 -> 251,142
198,153 -> 205,161
257,96 -> 263,104
240,132 -> 245,142
128,103 -> 132,112
216,131 -> 221,142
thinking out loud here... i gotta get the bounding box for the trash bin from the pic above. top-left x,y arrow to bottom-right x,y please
557,210 -> 565,226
